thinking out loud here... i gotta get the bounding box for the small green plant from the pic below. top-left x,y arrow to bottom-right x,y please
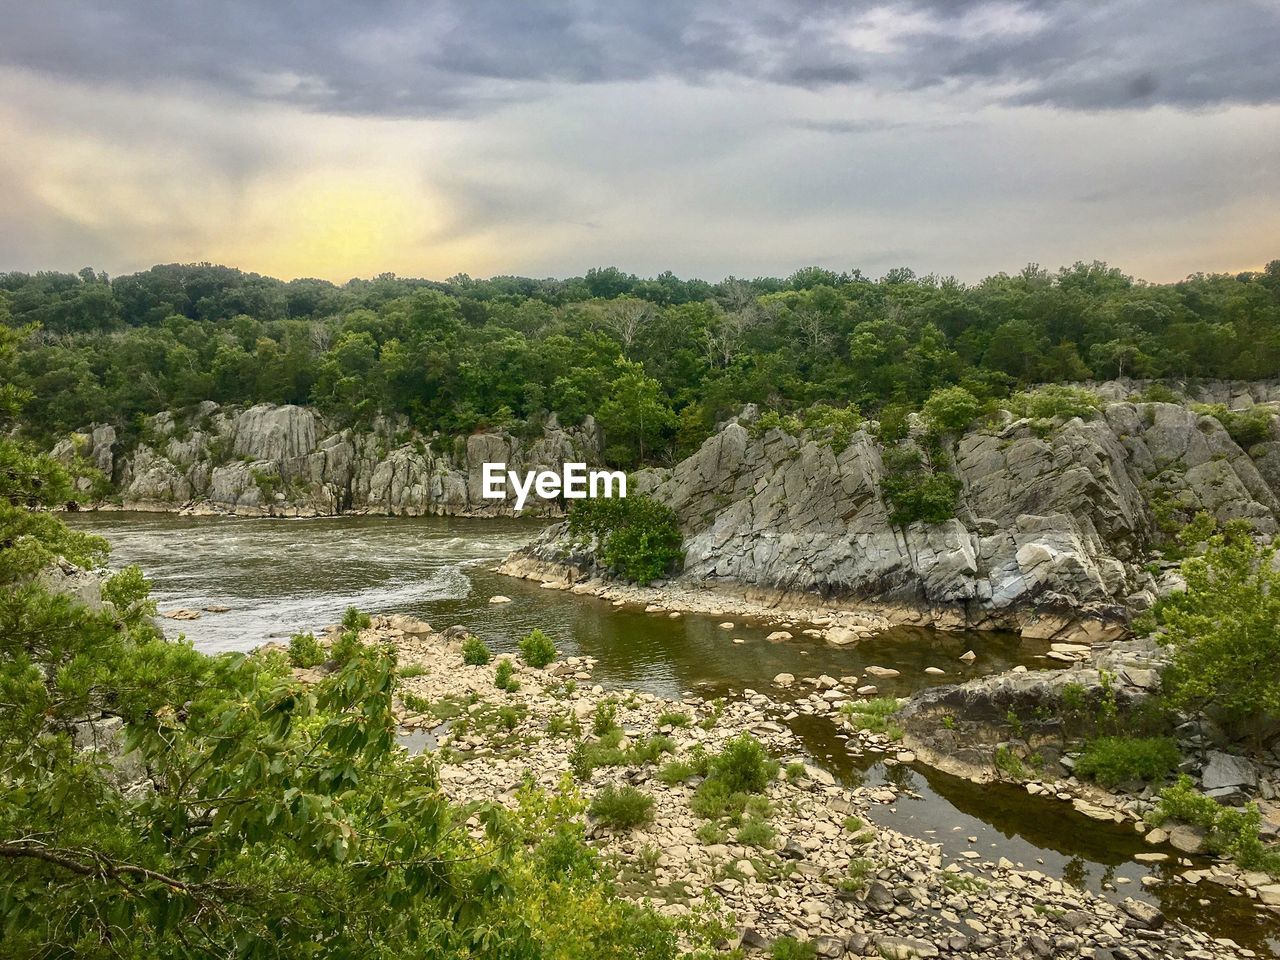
736,817 -> 776,849
1005,709 -> 1025,739
994,745 -> 1028,779
397,663 -> 426,679
784,761 -> 808,782
497,706 -> 522,731
517,628 -> 557,668
1005,384 -> 1102,423
1075,736 -> 1180,788
461,635 -> 492,666
840,698 -> 903,740
287,632 -> 325,668
941,715 -> 955,730
922,385 -> 982,434
589,784 -> 654,831
690,735 -> 778,822
330,629 -> 362,666
592,699 -> 620,737
657,709 -> 691,728
771,937 -> 817,960
658,748 -> 710,785
880,445 -> 961,526
341,606 -> 372,631
837,858 -> 877,893
494,658 -> 520,693
695,821 -> 727,845
1192,403 -> 1275,449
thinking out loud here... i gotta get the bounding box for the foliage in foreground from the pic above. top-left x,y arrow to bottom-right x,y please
1074,736 -> 1180,788
0,371 -> 718,957
567,494 -> 684,584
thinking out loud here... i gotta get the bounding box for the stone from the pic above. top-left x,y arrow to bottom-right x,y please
1119,897 -> 1164,930
1201,750 -> 1258,792
958,650 -> 976,663
864,666 -> 900,678
773,673 -> 796,687
766,631 -> 793,641
924,667 -> 945,676
1167,824 -> 1207,855
874,935 -> 939,959
488,595 -> 513,604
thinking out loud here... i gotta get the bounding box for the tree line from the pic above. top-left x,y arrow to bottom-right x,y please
3,259 -> 1278,467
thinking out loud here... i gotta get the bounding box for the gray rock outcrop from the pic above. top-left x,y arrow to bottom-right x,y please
514,382 -> 1280,636
53,403 -> 601,518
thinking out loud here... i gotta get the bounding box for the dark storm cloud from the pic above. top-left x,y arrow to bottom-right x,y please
1,0 -> 1276,116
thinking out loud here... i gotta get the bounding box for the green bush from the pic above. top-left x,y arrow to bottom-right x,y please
689,734 -> 778,822
592,699 -> 619,737
517,628 -> 557,668
588,784 -> 654,831
771,936 -> 817,960
736,817 -> 776,849
1005,385 -> 1102,422
1075,736 -> 1180,787
880,446 -> 961,526
1152,776 -> 1280,876
567,494 -> 683,584
656,710 -> 691,728
1132,384 -> 1181,404
287,632 -> 326,668
840,698 -> 904,740
922,386 -> 982,434
708,733 -> 777,794
461,635 -> 493,666
329,629 -> 363,666
1193,403 -> 1275,449
341,606 -> 372,631
494,658 -> 520,693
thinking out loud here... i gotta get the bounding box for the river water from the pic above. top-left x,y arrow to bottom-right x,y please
68,512 -> 1280,954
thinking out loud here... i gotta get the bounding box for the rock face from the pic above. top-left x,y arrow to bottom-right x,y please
515,381 -> 1280,635
52,402 -> 601,517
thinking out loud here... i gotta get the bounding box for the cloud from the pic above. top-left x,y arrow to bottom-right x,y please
2,1 -> 1277,118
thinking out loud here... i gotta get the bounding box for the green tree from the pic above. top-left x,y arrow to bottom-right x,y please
596,360 -> 675,466
1149,519 -> 1280,747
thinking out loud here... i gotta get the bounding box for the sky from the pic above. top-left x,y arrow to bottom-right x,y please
2,0 -> 1277,285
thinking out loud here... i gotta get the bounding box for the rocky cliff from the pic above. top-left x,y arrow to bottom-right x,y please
510,380 -> 1280,638
52,402 -> 601,517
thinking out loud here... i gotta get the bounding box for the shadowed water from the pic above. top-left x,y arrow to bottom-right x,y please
67,512 -> 1280,954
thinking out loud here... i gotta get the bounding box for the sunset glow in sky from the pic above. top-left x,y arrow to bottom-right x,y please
3,1 -> 1277,283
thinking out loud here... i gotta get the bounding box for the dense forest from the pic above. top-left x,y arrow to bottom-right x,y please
3,260 -> 1279,466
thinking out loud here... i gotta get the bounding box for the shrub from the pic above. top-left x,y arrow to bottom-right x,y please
771,936 -> 817,960
657,710 -> 691,728
341,606 -> 372,631
880,445 -> 961,526
1152,776 -> 1280,876
1192,403 -> 1275,449
592,700 -> 619,737
461,635 -> 492,666
1075,736 -> 1180,787
708,734 -> 777,795
1150,520 -> 1280,744
567,494 -> 684,584
1132,384 -> 1181,404
1005,385 -> 1102,422
658,748 -> 710,785
329,629 -> 363,666
922,386 -> 982,434
736,817 -> 776,849
495,658 -> 520,693
589,784 -> 654,831
840,698 -> 904,740
517,628 -> 557,668
287,632 -> 326,668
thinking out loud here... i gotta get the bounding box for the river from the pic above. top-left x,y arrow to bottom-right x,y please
68,512 -> 1280,954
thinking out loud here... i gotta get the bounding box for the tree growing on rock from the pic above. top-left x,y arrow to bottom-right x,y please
1148,517 -> 1280,749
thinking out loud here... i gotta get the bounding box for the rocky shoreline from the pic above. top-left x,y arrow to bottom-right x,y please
497,553 -> 1125,646
276,613 -> 1264,959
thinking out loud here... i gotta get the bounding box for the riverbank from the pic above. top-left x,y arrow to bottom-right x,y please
497,553 -> 1127,645
278,613 -> 1257,958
